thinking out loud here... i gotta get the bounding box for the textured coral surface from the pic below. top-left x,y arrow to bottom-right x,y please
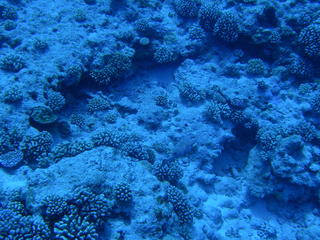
0,0 -> 320,239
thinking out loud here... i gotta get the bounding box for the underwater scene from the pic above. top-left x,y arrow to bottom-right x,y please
0,0 -> 319,239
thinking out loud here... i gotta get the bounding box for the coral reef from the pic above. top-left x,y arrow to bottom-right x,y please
299,22 -> 320,58
0,150 -> 23,168
114,183 -> 133,203
166,185 -> 193,224
174,0 -> 200,18
20,131 -> 53,163
54,210 -> 99,240
0,0 -> 320,239
0,54 -> 25,72
213,12 -> 240,43
154,160 -> 183,184
46,91 -> 66,112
